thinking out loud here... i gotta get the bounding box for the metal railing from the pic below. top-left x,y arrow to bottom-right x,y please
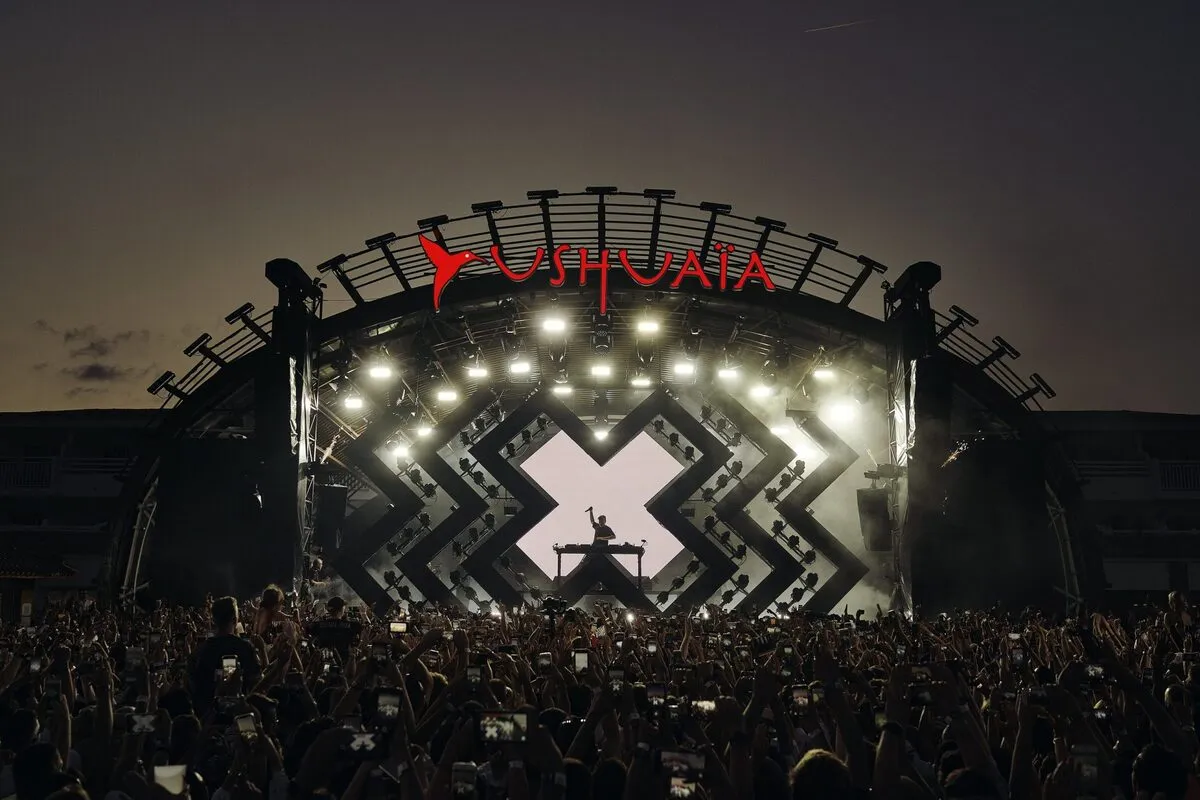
151,190 -> 1048,413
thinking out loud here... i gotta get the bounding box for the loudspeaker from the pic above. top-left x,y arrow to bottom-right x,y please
147,438 -> 265,604
857,488 -> 891,551
313,484 -> 349,552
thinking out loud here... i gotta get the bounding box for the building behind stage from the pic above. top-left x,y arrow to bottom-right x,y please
1045,410 -> 1200,608
2,407 -> 1200,613
0,409 -> 158,620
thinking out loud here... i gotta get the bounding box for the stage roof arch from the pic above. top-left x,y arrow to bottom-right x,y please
112,187 -> 1094,611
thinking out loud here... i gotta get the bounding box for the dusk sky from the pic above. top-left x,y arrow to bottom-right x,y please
1,1 -> 1197,413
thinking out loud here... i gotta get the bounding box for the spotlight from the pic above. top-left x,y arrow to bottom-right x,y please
391,443 -> 410,459
594,429 -> 609,440
630,376 -> 652,388
591,364 -> 612,378
368,365 -> 393,379
436,389 -> 458,403
825,402 -> 858,424
552,386 -> 573,396
673,362 -> 695,376
543,317 -> 566,333
812,367 -> 835,381
467,366 -> 489,378
750,384 -> 772,398
343,395 -> 364,410
636,320 -> 660,334
717,368 -> 740,381
416,425 -> 433,437
510,360 -> 531,374
625,612 -> 635,623
770,426 -> 788,436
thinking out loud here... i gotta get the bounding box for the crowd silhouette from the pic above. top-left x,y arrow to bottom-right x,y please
1,586 -> 1197,799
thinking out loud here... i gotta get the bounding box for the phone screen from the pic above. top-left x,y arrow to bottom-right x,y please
572,649 -> 589,674
235,714 -> 257,735
390,621 -> 407,635
377,691 -> 401,720
221,656 -> 237,677
153,765 -> 187,796
479,711 -> 529,743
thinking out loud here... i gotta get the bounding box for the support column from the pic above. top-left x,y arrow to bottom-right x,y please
884,262 -> 950,615
256,259 -> 322,594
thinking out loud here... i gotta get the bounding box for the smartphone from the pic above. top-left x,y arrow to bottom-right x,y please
660,750 -> 705,776
669,776 -> 697,798
791,685 -> 810,709
389,621 -> 408,635
647,641 -> 658,654
153,765 -> 187,796
371,644 -> 390,664
1085,664 -> 1104,680
536,652 -> 553,671
572,649 -> 589,674
479,710 -> 529,743
609,668 -> 625,690
131,714 -> 157,734
377,690 -> 401,720
691,700 -> 715,715
721,637 -> 732,647
452,762 -> 477,797
466,666 -> 482,687
782,645 -> 793,656
235,714 -> 257,736
1071,744 -> 1099,793
221,656 -> 237,678
647,682 -> 667,705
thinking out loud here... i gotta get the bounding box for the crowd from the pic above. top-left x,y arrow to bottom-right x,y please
1,586 -> 1198,800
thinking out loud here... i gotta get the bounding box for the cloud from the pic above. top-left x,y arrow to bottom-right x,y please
62,363 -> 134,382
68,329 -> 150,359
32,319 -> 59,336
62,325 -> 97,343
31,362 -> 48,372
66,386 -> 106,399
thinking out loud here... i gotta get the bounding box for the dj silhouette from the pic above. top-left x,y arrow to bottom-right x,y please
587,507 -> 615,545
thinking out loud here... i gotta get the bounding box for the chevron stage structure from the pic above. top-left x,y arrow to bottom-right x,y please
112,187 -> 1102,616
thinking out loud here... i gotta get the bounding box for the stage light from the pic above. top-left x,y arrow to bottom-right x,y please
770,426 -> 788,436
594,429 -> 609,440
467,366 -> 489,379
436,389 -> 458,403
625,612 -> 635,623
630,376 -> 652,388
388,441 -> 410,458
552,386 -> 573,396
343,395 -> 364,410
750,384 -> 772,398
825,402 -> 858,424
718,368 -> 740,381
591,364 -> 612,378
673,362 -> 695,376
636,320 -> 659,334
812,367 -> 835,381
510,360 -> 531,374
416,425 -> 433,437
543,317 -> 566,333
368,365 -> 393,380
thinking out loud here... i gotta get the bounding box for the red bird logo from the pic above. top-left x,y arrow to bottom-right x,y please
419,234 -> 485,310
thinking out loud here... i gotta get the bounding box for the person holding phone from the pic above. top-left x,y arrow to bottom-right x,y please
188,596 -> 262,713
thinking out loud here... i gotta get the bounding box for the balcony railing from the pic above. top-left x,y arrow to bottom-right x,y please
1160,462 -> 1200,493
0,458 -> 54,490
0,457 -> 129,492
1075,460 -> 1150,479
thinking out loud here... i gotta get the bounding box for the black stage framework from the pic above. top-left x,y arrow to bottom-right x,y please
114,187 -> 1095,614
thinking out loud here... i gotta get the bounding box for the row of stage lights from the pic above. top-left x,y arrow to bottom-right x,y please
340,311 -> 857,414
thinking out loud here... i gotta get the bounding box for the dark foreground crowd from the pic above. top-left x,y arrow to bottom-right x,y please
2,589 -> 1199,800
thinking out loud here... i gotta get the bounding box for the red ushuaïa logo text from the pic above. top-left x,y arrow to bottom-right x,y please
418,235 -> 776,313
